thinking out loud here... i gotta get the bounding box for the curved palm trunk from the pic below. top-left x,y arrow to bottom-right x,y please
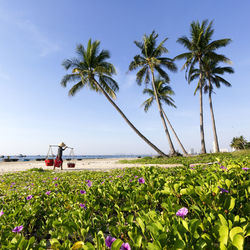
93,78 -> 168,157
199,59 -> 206,154
208,79 -> 220,152
162,110 -> 188,156
150,68 -> 176,155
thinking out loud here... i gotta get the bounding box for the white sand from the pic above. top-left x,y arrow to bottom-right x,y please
0,158 -> 183,174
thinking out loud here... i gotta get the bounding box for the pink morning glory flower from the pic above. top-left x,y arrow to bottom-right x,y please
0,210 -> 4,216
176,207 -> 188,219
105,236 -> 116,248
12,225 -> 23,233
138,178 -> 145,184
218,186 -> 229,193
80,190 -> 86,194
26,195 -> 33,200
242,167 -> 249,171
46,191 -> 51,195
120,243 -> 131,250
79,203 -> 86,209
87,181 -> 92,187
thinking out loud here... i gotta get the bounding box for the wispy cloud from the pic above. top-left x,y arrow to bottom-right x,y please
0,66 -> 10,81
114,67 -> 137,89
0,8 -> 60,57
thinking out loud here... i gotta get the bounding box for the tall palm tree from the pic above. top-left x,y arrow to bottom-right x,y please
189,58 -> 234,152
175,20 -> 231,154
61,39 -> 167,157
141,78 -> 188,156
129,31 -> 178,155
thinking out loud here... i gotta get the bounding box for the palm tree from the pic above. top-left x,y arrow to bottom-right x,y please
129,31 -> 178,155
175,20 -> 231,154
141,78 -> 188,156
230,136 -> 247,150
189,58 -> 234,152
61,39 -> 167,157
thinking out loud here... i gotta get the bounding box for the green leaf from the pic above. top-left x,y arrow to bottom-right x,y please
111,239 -> 123,250
232,234 -> 244,250
218,214 -> 228,226
173,239 -> 185,249
182,219 -> 189,231
71,241 -> 84,250
219,225 -> 228,249
83,242 -> 95,250
229,227 -> 243,241
136,217 -> 145,234
229,197 -> 236,211
147,241 -> 162,250
225,179 -> 231,189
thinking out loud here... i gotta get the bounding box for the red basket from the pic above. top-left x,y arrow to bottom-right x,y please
45,159 -> 54,166
67,163 -> 75,168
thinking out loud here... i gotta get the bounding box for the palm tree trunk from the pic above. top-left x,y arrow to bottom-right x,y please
162,110 -> 188,156
149,68 -> 176,155
198,59 -> 206,154
208,79 -> 219,152
93,78 -> 168,157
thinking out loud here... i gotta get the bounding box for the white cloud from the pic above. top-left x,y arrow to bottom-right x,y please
0,8 -> 60,57
114,67 -> 136,89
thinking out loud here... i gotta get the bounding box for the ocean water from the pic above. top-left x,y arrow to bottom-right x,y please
0,154 -> 150,162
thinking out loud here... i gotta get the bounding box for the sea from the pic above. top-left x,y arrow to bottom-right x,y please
0,154 -> 151,162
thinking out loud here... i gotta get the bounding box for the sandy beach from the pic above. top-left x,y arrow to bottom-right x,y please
0,158 -> 183,175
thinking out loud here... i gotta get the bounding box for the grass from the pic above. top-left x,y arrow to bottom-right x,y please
119,149 -> 250,165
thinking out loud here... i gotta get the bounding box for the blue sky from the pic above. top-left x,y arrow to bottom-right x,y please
0,0 -> 249,155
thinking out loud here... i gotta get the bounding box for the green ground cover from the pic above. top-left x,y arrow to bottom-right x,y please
0,157 -> 249,249
119,150 -> 250,165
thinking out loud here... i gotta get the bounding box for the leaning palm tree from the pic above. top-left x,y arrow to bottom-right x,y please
129,31 -> 178,155
61,39 -> 167,157
189,58 -> 234,152
142,78 -> 188,155
175,20 -> 231,154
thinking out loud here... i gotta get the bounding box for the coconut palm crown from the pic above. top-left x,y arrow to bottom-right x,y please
129,31 -> 177,85
61,39 -> 118,99
141,78 -> 176,112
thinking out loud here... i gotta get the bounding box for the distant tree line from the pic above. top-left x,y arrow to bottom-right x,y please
230,136 -> 250,150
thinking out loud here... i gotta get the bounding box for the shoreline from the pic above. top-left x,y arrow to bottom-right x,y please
0,158 -> 183,175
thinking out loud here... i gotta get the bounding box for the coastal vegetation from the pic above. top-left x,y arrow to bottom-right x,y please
0,157 -> 249,249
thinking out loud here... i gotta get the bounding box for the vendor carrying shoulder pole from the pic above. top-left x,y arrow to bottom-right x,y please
54,142 -> 67,170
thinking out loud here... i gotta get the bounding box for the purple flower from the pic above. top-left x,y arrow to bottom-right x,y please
12,225 -> 23,233
105,236 -> 116,248
45,191 -> 51,195
80,190 -> 86,194
129,179 -> 132,182
26,195 -> 33,200
120,243 -> 131,250
87,181 -> 92,187
138,178 -> 145,184
218,186 -> 229,193
242,167 -> 249,171
176,207 -> 188,219
220,166 -> 227,171
0,210 -> 4,216
55,184 -> 58,187
101,181 -> 105,185
54,177 -> 58,180
79,203 -> 86,209
134,175 -> 138,178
